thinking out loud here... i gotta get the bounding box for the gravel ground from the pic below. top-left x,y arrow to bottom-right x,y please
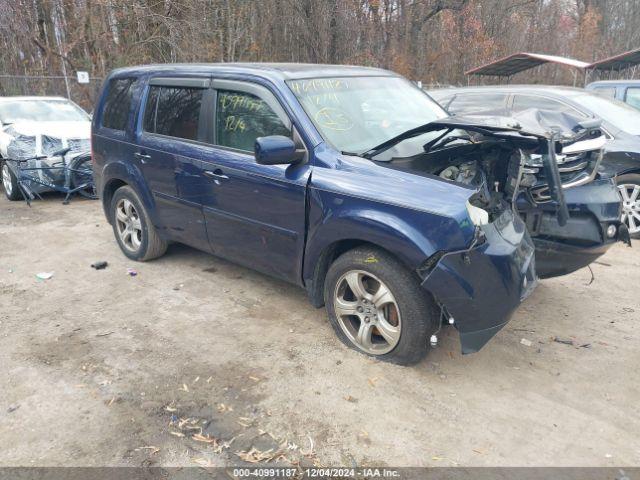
0,192 -> 639,467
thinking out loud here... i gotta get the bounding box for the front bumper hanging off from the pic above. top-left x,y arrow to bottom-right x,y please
421,210 -> 537,354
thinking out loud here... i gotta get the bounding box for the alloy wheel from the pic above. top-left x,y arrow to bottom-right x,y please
2,164 -> 12,196
619,183 -> 640,235
333,270 -> 401,355
115,199 -> 143,252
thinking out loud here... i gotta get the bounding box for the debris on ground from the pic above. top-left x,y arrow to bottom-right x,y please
134,446 -> 160,455
95,331 -> 114,337
91,261 -> 108,270
520,338 -> 533,347
553,337 -> 574,346
126,268 -> 137,277
235,446 -> 288,463
36,272 -> 54,281
7,404 -> 20,413
344,395 -> 358,403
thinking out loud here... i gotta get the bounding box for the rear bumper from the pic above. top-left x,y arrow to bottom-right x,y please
421,211 -> 536,354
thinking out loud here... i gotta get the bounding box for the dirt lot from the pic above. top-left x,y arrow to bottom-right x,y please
1,192 -> 639,467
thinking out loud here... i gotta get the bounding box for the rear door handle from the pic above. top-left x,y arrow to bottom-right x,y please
134,152 -> 151,163
203,169 -> 229,182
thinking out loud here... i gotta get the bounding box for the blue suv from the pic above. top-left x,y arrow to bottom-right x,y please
92,64 -> 620,364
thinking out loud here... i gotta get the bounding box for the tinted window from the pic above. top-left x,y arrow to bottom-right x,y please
593,87 -> 616,99
102,78 -> 136,130
625,87 -> 640,110
144,86 -> 204,141
512,95 -> 585,117
447,93 -> 508,114
143,87 -> 159,132
216,90 -> 289,151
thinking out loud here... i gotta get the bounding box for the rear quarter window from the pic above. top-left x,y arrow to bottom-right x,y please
101,78 -> 136,131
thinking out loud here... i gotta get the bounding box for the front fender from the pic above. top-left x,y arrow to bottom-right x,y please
303,185 -> 475,287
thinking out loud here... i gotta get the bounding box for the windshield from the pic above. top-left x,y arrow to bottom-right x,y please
0,99 -> 89,124
573,94 -> 640,135
287,76 -> 447,154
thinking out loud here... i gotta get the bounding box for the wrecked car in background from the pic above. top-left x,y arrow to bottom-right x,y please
93,64 -> 622,365
430,85 -> 640,240
0,96 -> 92,201
428,87 -> 631,275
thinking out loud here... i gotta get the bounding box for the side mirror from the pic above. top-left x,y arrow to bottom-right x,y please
254,135 -> 304,165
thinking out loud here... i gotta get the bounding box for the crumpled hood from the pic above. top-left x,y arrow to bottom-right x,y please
424,109 -> 603,145
8,120 -> 91,140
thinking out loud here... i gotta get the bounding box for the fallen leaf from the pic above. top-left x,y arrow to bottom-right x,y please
192,433 -> 218,444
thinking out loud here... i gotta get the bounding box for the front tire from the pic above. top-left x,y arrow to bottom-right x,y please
617,173 -> 640,239
2,161 -> 21,201
324,246 -> 438,365
110,185 -> 167,261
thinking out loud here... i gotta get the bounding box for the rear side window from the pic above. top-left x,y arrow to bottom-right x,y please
625,87 -> 640,110
215,90 -> 289,151
101,78 -> 136,130
447,93 -> 508,114
143,86 -> 204,141
593,87 -> 616,99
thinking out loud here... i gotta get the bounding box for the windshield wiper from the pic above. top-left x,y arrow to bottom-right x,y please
424,133 -> 473,152
362,122 -> 440,159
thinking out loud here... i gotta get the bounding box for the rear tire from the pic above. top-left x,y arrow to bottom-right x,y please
324,246 -> 438,365
110,185 -> 167,261
2,161 -> 21,201
616,173 -> 640,239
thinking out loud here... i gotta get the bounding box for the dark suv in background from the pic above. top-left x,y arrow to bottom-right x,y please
429,85 -> 640,240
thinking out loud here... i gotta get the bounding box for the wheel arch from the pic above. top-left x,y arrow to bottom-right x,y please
305,237 -> 438,308
100,161 -> 156,224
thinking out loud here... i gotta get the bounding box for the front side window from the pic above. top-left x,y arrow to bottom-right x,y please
143,86 -> 204,141
512,95 -> 586,118
215,90 -> 289,151
101,78 -> 136,130
287,76 -> 447,154
625,87 -> 640,110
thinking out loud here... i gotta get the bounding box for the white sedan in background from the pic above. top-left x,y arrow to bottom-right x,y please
0,96 -> 91,200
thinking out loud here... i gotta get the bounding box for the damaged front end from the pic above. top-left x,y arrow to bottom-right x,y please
369,111 -> 621,353
421,210 -> 536,353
